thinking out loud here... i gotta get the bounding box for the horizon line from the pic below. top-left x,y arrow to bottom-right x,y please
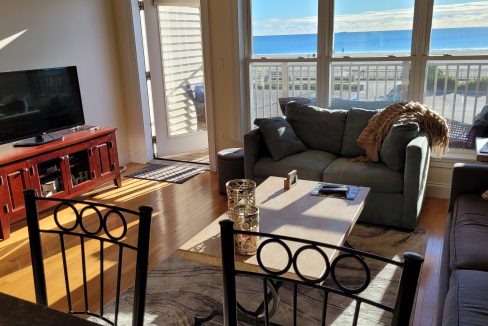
254,26 -> 488,37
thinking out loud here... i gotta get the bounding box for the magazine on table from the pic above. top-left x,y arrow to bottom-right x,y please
310,182 -> 360,200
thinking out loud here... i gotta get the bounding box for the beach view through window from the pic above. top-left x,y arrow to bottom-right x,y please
251,0 -> 488,57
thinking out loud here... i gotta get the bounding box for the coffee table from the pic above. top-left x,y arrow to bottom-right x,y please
178,176 -> 370,280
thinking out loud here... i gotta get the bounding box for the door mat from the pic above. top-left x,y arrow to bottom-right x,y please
125,163 -> 206,184
91,224 -> 428,325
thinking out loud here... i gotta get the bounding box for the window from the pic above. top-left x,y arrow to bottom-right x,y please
247,0 -> 488,150
430,0 -> 488,55
333,0 -> 415,56
249,0 -> 318,121
251,0 -> 318,57
423,0 -> 488,149
330,1 -> 414,103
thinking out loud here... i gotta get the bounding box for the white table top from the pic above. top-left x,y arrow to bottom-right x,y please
178,177 -> 370,279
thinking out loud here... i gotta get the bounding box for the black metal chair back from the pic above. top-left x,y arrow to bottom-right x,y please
23,189 -> 153,326
219,219 -> 424,326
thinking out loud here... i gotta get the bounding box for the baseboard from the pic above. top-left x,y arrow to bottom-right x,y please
426,182 -> 451,199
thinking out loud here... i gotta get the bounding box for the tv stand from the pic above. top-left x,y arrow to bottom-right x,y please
13,133 -> 63,147
0,127 -> 121,239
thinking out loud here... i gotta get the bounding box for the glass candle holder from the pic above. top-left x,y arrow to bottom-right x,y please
228,204 -> 259,255
225,179 -> 256,211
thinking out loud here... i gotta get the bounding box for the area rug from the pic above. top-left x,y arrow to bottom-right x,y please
125,163 -> 206,184
92,224 -> 428,325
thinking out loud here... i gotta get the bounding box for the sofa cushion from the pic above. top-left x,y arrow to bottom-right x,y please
285,102 -> 348,155
443,270 -> 488,326
380,122 -> 420,172
341,108 -> 379,157
254,150 -> 336,181
450,194 -> 488,272
322,157 -> 403,193
254,117 -> 307,161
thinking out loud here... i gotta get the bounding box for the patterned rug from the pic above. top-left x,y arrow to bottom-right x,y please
91,224 -> 428,325
125,163 -> 206,184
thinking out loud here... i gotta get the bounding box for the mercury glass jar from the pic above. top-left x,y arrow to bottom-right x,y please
225,179 -> 256,211
227,204 -> 259,255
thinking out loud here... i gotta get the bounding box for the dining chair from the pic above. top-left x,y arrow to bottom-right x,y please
219,219 -> 424,326
23,189 -> 153,326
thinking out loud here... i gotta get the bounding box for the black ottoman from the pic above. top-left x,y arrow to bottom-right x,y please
217,148 -> 245,194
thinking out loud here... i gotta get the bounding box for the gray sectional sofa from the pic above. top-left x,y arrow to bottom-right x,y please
244,102 -> 431,229
436,163 -> 488,325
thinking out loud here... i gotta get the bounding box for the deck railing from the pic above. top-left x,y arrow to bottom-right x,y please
250,60 -> 488,149
424,61 -> 488,125
250,61 -> 317,120
330,61 -> 409,102
250,61 -> 408,120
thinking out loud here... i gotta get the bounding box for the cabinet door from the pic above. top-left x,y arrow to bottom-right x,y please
93,134 -> 119,179
0,174 -> 10,239
65,142 -> 96,193
30,149 -> 70,206
2,161 -> 31,222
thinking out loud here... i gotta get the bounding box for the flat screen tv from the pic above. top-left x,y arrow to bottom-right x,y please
0,66 -> 85,146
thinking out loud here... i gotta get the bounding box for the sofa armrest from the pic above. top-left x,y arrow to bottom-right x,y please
244,128 -> 266,179
402,132 -> 431,228
449,163 -> 488,211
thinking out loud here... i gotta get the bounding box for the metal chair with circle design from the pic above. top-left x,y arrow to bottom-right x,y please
219,219 -> 424,326
23,189 -> 153,326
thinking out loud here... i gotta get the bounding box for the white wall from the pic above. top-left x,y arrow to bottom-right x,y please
0,0 -> 131,164
111,0 -> 153,163
207,0 -> 244,151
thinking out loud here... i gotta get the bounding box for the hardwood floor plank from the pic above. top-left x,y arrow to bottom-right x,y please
0,165 -> 448,325
158,148 -> 210,164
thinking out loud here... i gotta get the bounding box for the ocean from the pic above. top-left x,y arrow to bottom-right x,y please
253,27 -> 488,56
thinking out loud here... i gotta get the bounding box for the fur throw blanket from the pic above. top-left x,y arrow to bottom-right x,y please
356,101 -> 449,161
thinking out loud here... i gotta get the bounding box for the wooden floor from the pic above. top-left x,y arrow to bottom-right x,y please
159,148 -> 210,164
0,164 -> 448,325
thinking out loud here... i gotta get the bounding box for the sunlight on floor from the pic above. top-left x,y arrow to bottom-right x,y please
84,178 -> 171,203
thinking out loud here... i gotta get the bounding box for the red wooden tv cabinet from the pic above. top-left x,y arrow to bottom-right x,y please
0,126 -> 121,239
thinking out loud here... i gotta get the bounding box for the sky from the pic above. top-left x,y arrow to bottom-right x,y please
252,0 -> 488,35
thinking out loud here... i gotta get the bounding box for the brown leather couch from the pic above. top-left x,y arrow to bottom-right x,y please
437,163 -> 488,325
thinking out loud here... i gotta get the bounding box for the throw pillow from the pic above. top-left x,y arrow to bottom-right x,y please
380,122 -> 420,172
285,102 -> 348,155
474,105 -> 488,127
254,117 -> 307,161
341,108 -> 380,157
473,104 -> 488,137
278,97 -> 316,115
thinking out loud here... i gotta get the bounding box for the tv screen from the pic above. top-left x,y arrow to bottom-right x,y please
0,66 -> 85,145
